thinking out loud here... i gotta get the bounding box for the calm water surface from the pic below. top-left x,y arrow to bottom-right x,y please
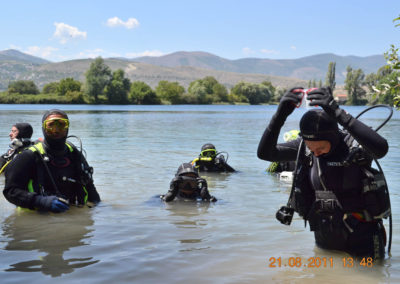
0,104 -> 399,283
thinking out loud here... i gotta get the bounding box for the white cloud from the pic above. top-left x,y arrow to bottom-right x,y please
53,22 -> 87,44
290,46 -> 297,50
126,50 -> 164,57
260,49 -> 279,55
242,47 -> 255,56
106,17 -> 139,29
25,46 -> 58,59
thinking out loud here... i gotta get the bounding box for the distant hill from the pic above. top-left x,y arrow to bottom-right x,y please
132,51 -> 386,84
0,49 -> 50,64
0,49 -> 386,91
0,54 -> 307,91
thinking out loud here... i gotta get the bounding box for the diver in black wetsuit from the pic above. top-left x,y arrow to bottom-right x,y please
0,123 -> 34,172
3,109 -> 100,213
191,143 -> 235,173
162,163 -> 217,202
257,87 -> 389,259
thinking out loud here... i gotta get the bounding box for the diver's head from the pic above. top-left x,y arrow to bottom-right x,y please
176,163 -> 199,196
12,123 -> 33,140
176,163 -> 199,178
200,143 -> 217,158
299,109 -> 340,157
42,109 -> 69,151
9,126 -> 19,140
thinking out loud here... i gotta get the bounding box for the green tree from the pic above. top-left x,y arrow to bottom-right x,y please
155,81 -> 185,104
212,83 -> 228,102
231,82 -> 271,105
42,82 -> 59,94
365,66 -> 391,93
188,80 -> 211,104
261,80 -> 276,101
187,76 -> 228,103
8,80 -> 39,95
372,15 -> 400,108
371,71 -> 400,105
57,77 -> 82,96
325,62 -> 336,91
85,57 -> 112,103
104,69 -> 130,104
344,66 -> 366,105
129,81 -> 160,104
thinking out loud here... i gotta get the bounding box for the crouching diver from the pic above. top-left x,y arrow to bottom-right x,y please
3,109 -> 101,213
0,123 -> 34,173
191,143 -> 235,172
162,163 -> 217,202
257,86 -> 391,259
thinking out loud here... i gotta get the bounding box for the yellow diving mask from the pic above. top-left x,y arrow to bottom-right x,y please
43,118 -> 69,133
200,149 -> 217,158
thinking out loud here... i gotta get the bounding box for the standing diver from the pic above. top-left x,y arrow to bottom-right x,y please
191,143 -> 235,172
257,87 -> 390,259
162,163 -> 217,202
3,109 -> 100,213
0,123 -> 34,173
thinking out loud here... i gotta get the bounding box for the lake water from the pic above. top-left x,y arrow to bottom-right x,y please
0,104 -> 399,284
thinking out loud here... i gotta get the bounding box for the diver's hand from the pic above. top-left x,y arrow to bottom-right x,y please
197,178 -> 208,188
277,87 -> 304,118
34,195 -> 70,213
307,87 -> 339,117
217,155 -> 227,165
209,195 -> 217,202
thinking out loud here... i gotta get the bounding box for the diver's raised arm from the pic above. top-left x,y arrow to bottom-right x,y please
257,88 -> 303,162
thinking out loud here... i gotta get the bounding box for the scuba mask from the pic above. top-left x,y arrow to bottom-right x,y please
200,149 -> 217,158
178,176 -> 199,194
43,118 -> 69,134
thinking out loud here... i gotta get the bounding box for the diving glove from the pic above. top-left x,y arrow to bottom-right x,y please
277,87 -> 304,118
34,195 -> 70,213
307,87 -> 353,127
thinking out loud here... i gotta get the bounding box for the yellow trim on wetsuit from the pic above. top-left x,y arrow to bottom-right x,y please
28,141 -> 88,204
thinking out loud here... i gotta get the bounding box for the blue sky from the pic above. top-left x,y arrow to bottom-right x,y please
1,0 -> 399,62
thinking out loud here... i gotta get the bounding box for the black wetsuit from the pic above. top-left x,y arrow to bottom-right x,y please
192,155 -> 235,172
257,110 -> 388,258
163,176 -> 216,202
3,142 -> 100,209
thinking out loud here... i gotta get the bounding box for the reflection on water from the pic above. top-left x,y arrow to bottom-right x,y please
2,208 -> 98,277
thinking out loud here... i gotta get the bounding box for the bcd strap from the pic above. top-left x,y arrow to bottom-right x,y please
314,190 -> 343,212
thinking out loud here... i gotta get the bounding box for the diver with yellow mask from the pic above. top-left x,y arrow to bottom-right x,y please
191,143 -> 235,173
3,109 -> 100,213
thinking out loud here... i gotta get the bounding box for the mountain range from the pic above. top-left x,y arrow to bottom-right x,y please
0,49 -> 386,91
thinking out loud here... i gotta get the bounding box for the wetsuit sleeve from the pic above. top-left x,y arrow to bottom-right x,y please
3,151 -> 38,209
84,181 -> 100,204
257,112 -> 300,162
223,163 -> 236,172
216,156 -> 236,172
335,109 -> 388,159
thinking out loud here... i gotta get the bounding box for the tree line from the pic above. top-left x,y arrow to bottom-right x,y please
0,54 -> 399,107
0,57 -> 277,105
